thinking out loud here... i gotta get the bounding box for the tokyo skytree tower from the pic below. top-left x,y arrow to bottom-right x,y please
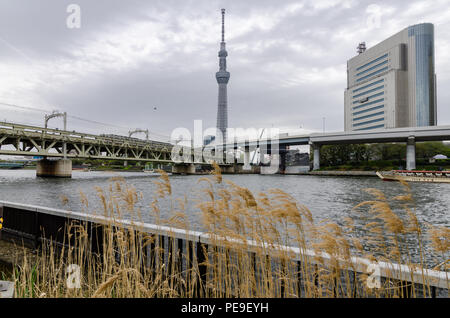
215,8 -> 230,143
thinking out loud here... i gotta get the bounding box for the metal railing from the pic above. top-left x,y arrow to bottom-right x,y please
0,200 -> 448,297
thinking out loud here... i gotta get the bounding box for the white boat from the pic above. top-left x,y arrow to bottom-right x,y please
376,170 -> 450,183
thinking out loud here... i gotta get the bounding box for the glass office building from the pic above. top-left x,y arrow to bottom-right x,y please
344,23 -> 436,131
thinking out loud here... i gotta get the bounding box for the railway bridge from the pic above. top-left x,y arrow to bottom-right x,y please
0,121 -> 177,177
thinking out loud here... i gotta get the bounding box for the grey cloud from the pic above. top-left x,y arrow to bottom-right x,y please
0,0 -> 449,137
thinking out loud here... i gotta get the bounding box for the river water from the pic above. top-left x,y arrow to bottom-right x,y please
0,169 -> 448,265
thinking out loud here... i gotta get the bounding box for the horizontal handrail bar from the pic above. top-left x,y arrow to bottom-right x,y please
0,200 -> 448,289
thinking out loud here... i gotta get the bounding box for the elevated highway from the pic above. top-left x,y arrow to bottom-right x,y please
215,125 -> 450,171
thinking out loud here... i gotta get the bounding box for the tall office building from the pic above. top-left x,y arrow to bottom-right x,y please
344,23 -> 436,131
216,8 -> 230,142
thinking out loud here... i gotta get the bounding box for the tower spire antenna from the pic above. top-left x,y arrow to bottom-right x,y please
221,8 -> 225,42
216,8 -> 230,143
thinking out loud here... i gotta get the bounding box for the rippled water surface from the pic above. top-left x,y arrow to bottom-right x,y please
0,169 -> 448,264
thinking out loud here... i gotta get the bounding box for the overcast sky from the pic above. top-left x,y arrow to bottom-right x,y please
0,0 -> 449,140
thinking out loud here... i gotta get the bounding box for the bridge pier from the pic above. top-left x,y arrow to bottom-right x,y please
243,147 -> 251,171
278,146 -> 288,174
221,165 -> 235,174
172,163 -> 196,175
406,137 -> 416,171
36,159 -> 72,178
311,144 -> 321,171
259,145 -> 266,165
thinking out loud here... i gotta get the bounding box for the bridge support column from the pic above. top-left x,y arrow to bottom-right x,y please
406,137 -> 416,171
172,164 -> 196,175
312,144 -> 321,171
243,147 -> 251,171
279,146 -> 288,174
188,164 -> 196,174
259,146 -> 266,165
221,165 -> 235,174
36,159 -> 72,178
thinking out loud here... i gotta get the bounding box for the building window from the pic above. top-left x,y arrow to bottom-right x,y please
353,117 -> 385,127
356,60 -> 388,77
353,111 -> 385,122
352,85 -> 384,99
353,92 -> 384,104
353,105 -> 384,116
409,24 -> 435,126
356,66 -> 389,82
355,124 -> 385,131
356,53 -> 389,71
352,98 -> 384,110
352,79 -> 384,93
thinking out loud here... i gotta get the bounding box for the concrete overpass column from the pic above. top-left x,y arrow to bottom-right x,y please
312,144 -> 321,171
243,146 -> 251,171
279,145 -> 288,174
232,149 -> 240,173
259,144 -> 267,165
406,137 -> 416,171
